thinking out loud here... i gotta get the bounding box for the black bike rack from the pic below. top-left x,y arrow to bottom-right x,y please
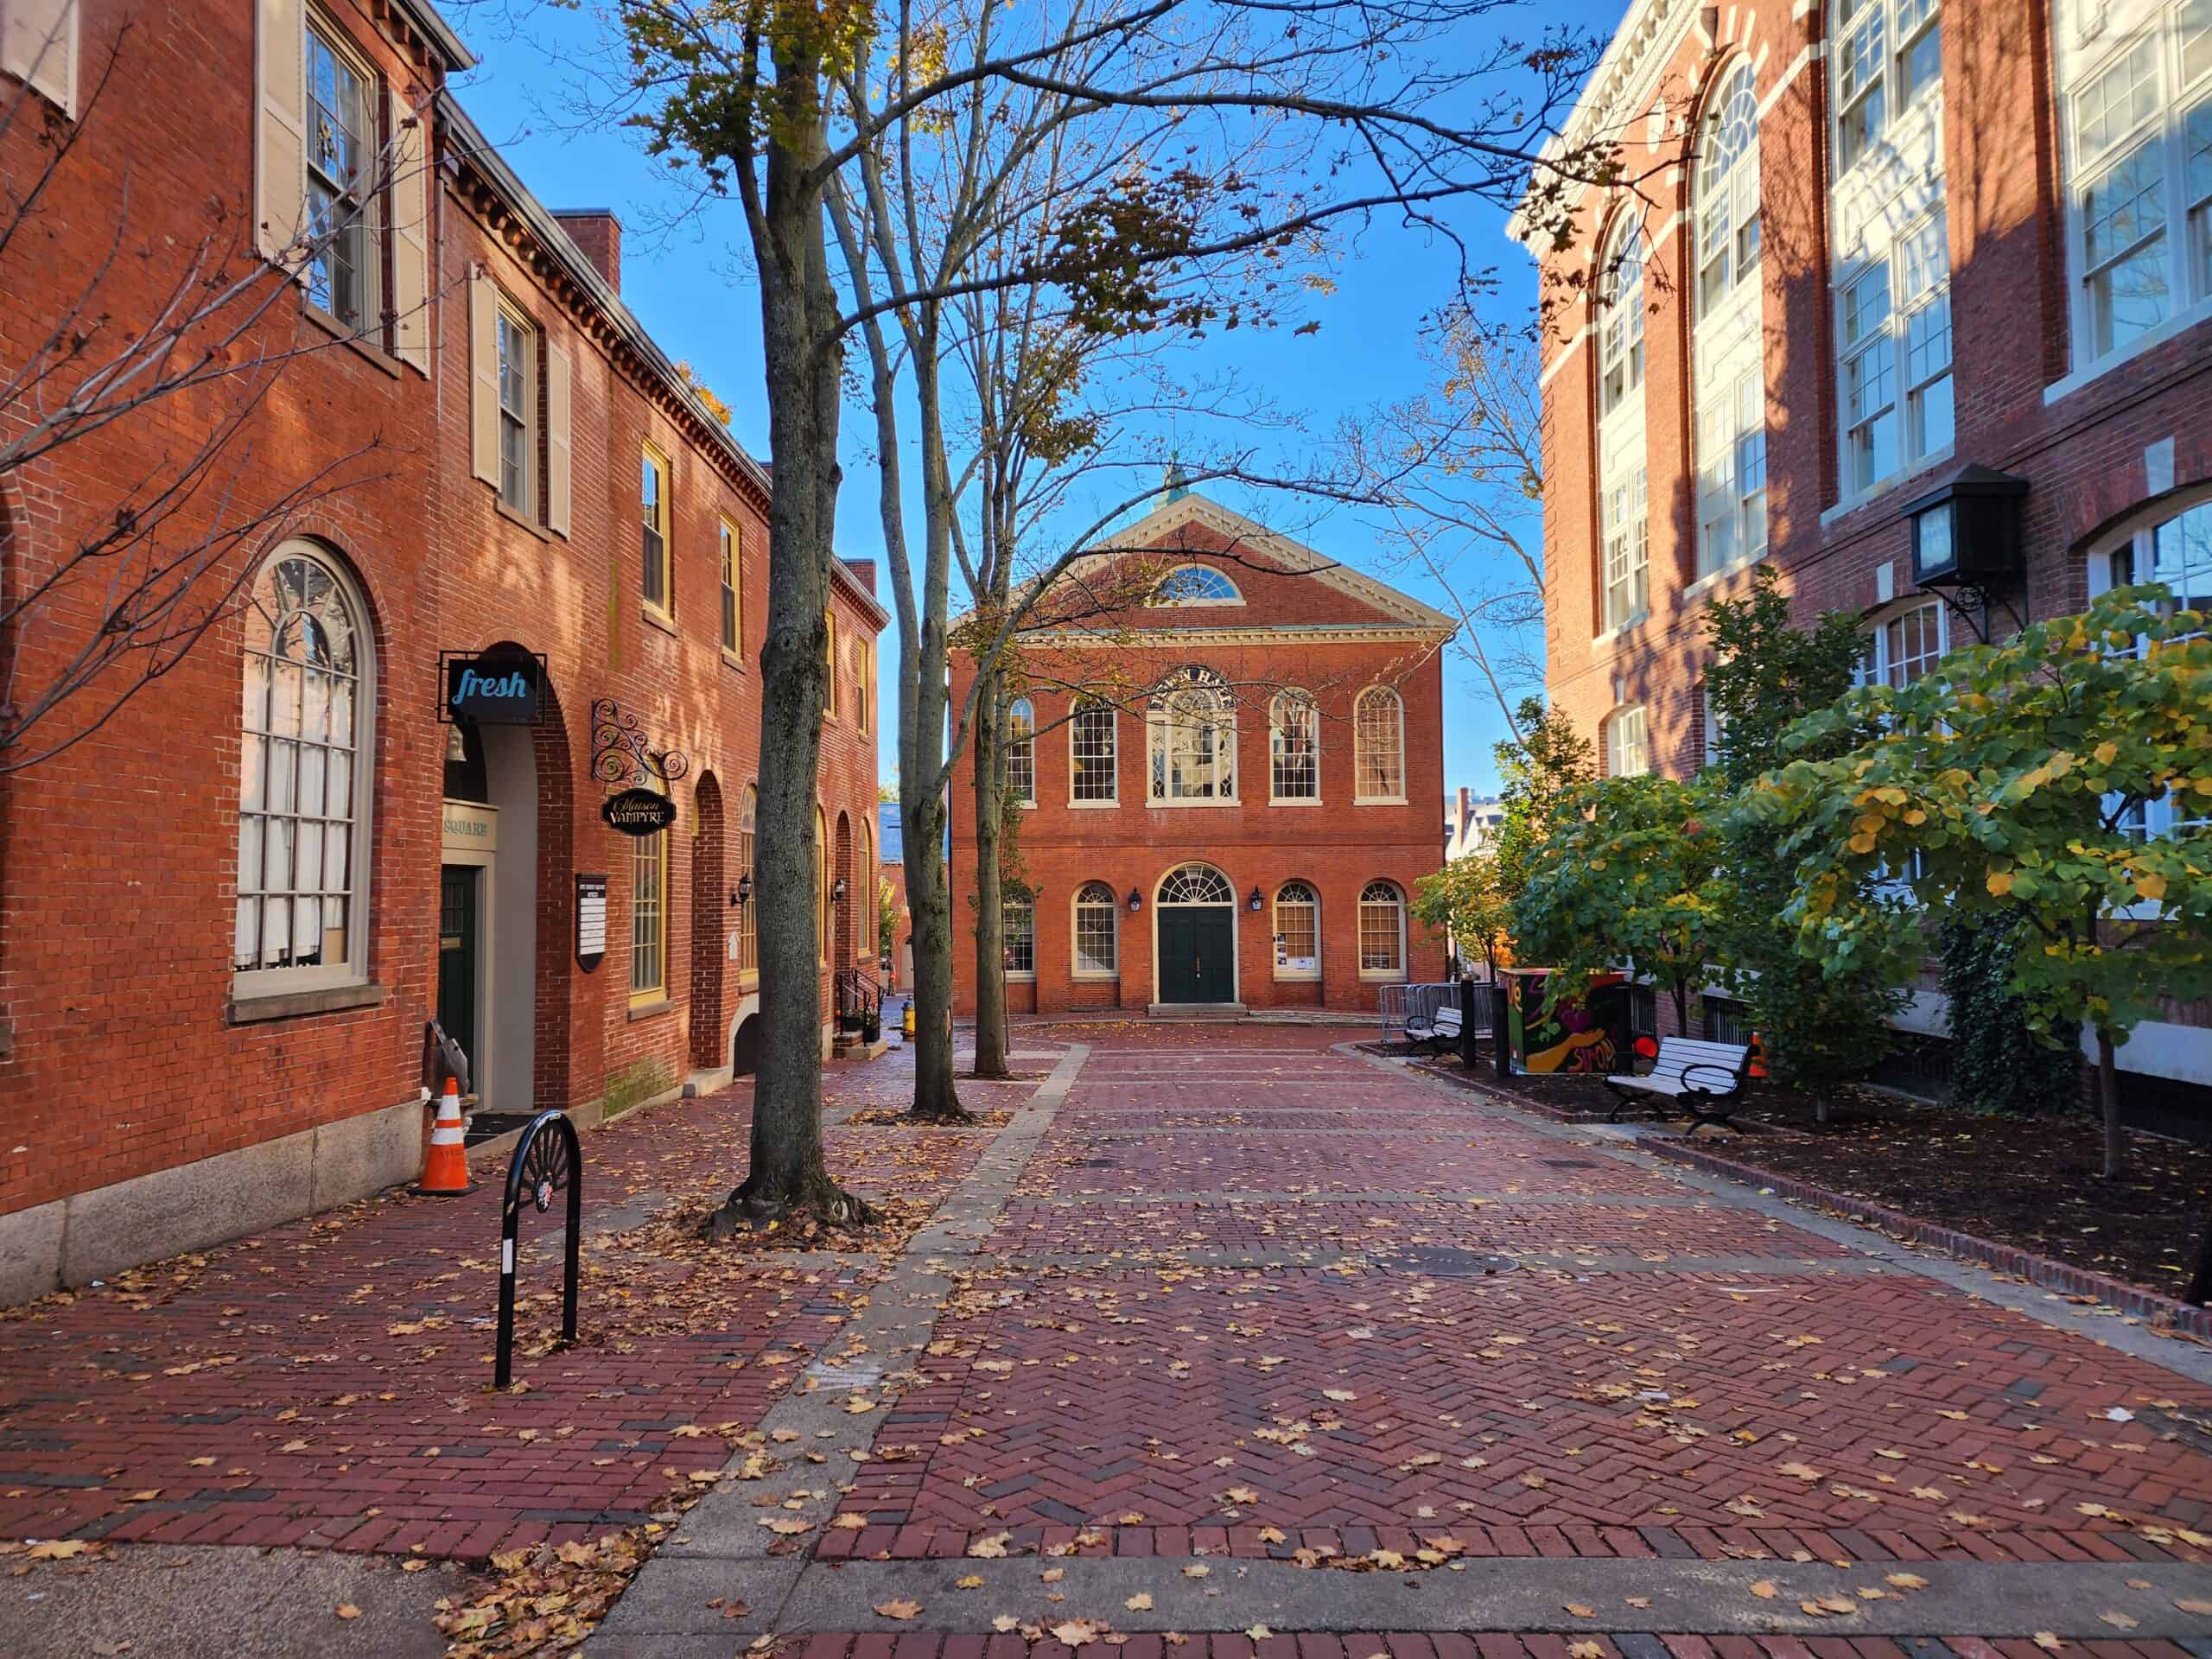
495,1110 -> 582,1389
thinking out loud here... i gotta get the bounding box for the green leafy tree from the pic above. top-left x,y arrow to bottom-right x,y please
1490,696 -> 1595,910
1705,565 -> 1904,1103
1751,586 -> 2212,1177
1937,914 -> 2082,1116
1512,774 -> 1728,1035
1414,855 -> 1511,981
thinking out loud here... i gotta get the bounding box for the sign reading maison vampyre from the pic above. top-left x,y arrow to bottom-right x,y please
601,788 -> 677,837
445,652 -> 543,724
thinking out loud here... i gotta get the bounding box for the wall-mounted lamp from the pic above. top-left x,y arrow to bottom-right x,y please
732,872 -> 753,908
1247,887 -> 1264,912
1127,887 -> 1143,913
832,876 -> 848,901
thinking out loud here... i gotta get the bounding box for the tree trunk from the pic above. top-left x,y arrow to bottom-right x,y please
969,672 -> 1011,1080
2095,1022 -> 2124,1179
706,102 -> 873,1234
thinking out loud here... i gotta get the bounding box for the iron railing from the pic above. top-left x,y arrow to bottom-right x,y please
835,967 -> 881,1035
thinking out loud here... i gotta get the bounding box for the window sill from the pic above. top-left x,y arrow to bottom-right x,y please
1820,444 -> 1955,527
721,647 -> 747,673
1006,972 -> 1038,983
493,496 -> 551,542
626,996 -> 674,1021
1146,797 -> 1240,808
1071,970 -> 1118,982
1274,972 -> 1321,983
1680,552 -> 1767,604
1354,796 -> 1408,807
1016,800 -> 1037,810
2044,302 -> 2212,408
229,981 -> 385,1025
1066,798 -> 1121,810
1592,612 -> 1649,650
739,969 -> 760,990
1358,969 -> 1405,982
641,605 -> 679,639
1269,796 -> 1325,807
301,302 -> 403,378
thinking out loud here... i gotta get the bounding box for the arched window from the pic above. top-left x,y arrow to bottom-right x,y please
1274,881 -> 1319,979
1605,706 -> 1652,778
1696,63 -> 1762,316
1147,666 -> 1235,802
1005,697 -> 1036,805
1695,60 -> 1768,580
1003,887 -> 1036,978
1158,863 -> 1235,906
1269,690 -> 1319,801
1353,687 -> 1405,802
816,805 -> 829,966
858,817 -> 874,959
234,543 -> 373,995
1073,881 -> 1119,977
1071,697 -> 1117,803
1153,564 -> 1243,606
739,785 -> 758,973
1598,216 -> 1650,633
1856,598 -> 1948,690
631,777 -> 668,1001
1357,880 -> 1405,977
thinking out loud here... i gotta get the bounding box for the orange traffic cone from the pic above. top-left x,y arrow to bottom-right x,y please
414,1077 -> 474,1196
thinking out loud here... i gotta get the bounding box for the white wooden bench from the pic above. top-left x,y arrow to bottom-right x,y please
1604,1036 -> 1752,1133
1403,1003 -> 1463,1054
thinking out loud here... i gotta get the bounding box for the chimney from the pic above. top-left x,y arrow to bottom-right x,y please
840,557 -> 878,597
552,209 -> 622,294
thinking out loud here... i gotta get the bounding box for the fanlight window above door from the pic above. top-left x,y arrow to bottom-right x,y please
1159,864 -> 1235,906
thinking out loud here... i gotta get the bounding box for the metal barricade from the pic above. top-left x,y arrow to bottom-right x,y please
495,1110 -> 582,1389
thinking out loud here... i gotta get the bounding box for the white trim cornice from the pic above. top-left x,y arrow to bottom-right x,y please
1021,624 -> 1453,650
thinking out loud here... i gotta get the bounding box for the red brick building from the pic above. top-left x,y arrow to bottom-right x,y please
948,493 -> 1453,1018
1520,0 -> 2211,1110
0,0 -> 884,1301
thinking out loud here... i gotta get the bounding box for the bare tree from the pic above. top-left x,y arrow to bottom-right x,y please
1,29 -> 427,773
613,0 -> 1610,1229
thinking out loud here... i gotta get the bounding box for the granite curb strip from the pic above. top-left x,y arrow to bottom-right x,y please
591,1554 -> 2212,1642
1643,1135 -> 2212,1340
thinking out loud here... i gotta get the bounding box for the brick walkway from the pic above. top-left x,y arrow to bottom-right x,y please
8,1025 -> 2212,1656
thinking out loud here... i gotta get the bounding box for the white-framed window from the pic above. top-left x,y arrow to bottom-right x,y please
1598,220 -> 1645,418
1160,864 -> 1236,906
1274,881 -> 1319,978
1147,667 -> 1235,803
1003,889 -> 1036,978
1700,683 -> 1727,771
233,544 -> 373,996
2089,487 -> 2212,838
495,302 -> 535,515
1606,704 -> 1651,777
1270,690 -> 1320,801
641,445 -> 671,613
1834,0 -> 1943,177
1697,368 -> 1768,577
1602,467 -> 1650,630
1838,211 -> 1953,498
1071,698 -> 1117,803
305,19 -> 378,333
1696,62 -> 1763,316
1353,686 -> 1406,801
1072,881 -> 1119,977
2057,0 -> 2212,372
1005,697 -> 1036,805
1357,880 -> 1406,977
1153,564 -> 1243,605
1856,596 -> 1949,687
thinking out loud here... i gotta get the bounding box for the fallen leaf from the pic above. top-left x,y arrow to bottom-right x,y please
1569,1645 -> 1604,1659
1323,1389 -> 1357,1402
2177,1599 -> 2212,1616
2099,1612 -> 2139,1631
2033,1636 -> 2063,1652
1245,1627 -> 1273,1642
957,1576 -> 982,1590
1565,1604 -> 1595,1618
1127,1594 -> 1154,1611
1750,1582 -> 1778,1600
874,1600 -> 923,1621
993,1617 -> 1020,1633
830,1514 -> 869,1530
29,1541 -> 88,1560
1183,1565 -> 1210,1579
1058,1621 -> 1109,1645
1885,1573 -> 1929,1591
335,1605 -> 361,1621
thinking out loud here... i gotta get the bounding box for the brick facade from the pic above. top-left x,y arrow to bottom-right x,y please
0,0 -> 882,1296
947,494 -> 1452,1018
1522,0 -> 2212,1091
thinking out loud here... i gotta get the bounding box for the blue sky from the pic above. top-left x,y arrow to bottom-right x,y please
446,0 -> 1623,798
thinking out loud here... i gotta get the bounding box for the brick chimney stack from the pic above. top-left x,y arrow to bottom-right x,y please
552,209 -> 622,295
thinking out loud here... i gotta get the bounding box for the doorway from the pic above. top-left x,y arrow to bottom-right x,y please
437,865 -> 480,1077
1154,863 -> 1237,1004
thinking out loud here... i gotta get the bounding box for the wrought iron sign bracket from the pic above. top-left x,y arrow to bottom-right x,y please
591,696 -> 690,789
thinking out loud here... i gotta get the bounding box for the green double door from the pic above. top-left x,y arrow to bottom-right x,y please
1157,906 -> 1236,1003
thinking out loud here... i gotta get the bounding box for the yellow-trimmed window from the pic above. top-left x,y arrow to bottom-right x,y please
719,516 -> 741,658
640,444 -> 671,613
630,785 -> 668,1001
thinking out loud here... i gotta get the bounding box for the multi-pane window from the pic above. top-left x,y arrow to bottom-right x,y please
1602,468 -> 1650,628
720,518 -> 741,658
2060,0 -> 2212,368
1841,264 -> 1898,491
1003,890 -> 1036,977
1270,690 -> 1319,800
823,609 -> 836,714
1073,882 -> 1118,976
1357,880 -> 1405,976
1901,213 -> 1955,456
1274,882 -> 1319,977
306,24 -> 374,331
1148,668 -> 1234,801
1606,705 -> 1651,778
1839,215 -> 1952,499
2099,495 -> 2212,836
1154,564 -> 1242,604
738,785 -> 758,973
1696,63 -> 1763,315
234,547 -> 370,992
640,447 -> 671,611
1598,225 -> 1645,417
1857,599 -> 1948,688
496,305 -> 533,514
1005,698 -> 1036,804
1353,687 -> 1405,800
1835,0 -> 1942,175
1071,700 -> 1117,802
630,788 -> 666,999
1698,370 -> 1767,577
